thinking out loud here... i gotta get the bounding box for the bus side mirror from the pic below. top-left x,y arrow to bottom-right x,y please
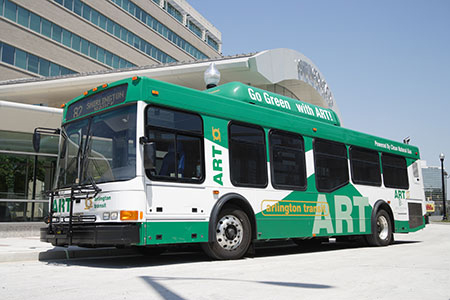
140,137 -> 156,170
33,131 -> 41,153
33,127 -> 61,153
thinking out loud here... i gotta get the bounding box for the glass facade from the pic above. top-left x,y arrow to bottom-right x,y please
423,166 -> 448,216
110,0 -> 209,60
0,41 -> 75,76
54,0 -> 176,64
0,130 -> 58,222
0,0 -> 135,69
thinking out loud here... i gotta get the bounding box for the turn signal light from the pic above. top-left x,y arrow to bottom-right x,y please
120,210 -> 138,221
60,104 -> 66,108
102,83 -> 108,88
83,91 -> 88,96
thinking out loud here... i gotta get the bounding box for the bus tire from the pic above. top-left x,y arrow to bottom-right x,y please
202,207 -> 252,260
366,209 -> 393,246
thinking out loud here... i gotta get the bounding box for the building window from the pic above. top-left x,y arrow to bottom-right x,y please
62,29 -> 71,47
30,12 -> 41,32
51,24 -> 62,43
145,106 -> 204,183
188,20 -> 202,38
17,6 -> 29,27
27,54 -> 39,73
4,0 -> 16,21
229,122 -> 267,188
167,3 -> 182,23
207,36 -> 219,51
350,146 -> 381,186
14,49 -> 27,69
382,153 -> 409,189
1,0 -> 135,69
41,19 -> 51,38
269,130 -> 306,190
109,0 -> 210,59
314,139 -> 349,192
54,0 -> 177,63
0,41 -> 76,76
1,43 -> 15,65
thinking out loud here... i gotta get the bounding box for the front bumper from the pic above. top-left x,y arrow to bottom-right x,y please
40,223 -> 140,247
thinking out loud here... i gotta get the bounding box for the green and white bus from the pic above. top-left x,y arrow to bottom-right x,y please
39,73 -> 426,259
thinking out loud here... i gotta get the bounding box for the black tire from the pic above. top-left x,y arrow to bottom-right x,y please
202,207 -> 252,260
366,209 -> 393,246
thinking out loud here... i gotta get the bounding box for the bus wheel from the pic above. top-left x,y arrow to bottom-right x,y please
202,207 -> 252,260
366,209 -> 393,246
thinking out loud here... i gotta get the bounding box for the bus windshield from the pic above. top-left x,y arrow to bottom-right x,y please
55,104 -> 137,188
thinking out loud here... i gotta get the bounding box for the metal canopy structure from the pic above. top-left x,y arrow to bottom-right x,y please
0,48 -> 340,119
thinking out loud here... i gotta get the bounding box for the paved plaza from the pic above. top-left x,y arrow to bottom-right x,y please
0,223 -> 449,300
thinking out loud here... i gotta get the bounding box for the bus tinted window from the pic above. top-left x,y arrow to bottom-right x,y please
147,106 -> 202,134
314,139 -> 349,192
350,146 -> 381,186
382,153 -> 409,189
269,130 -> 306,190
146,106 -> 203,183
229,123 -> 267,187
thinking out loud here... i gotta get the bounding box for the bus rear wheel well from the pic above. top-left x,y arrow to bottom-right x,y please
373,200 -> 395,233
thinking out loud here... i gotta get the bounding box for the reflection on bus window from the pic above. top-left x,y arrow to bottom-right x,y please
146,106 -> 203,183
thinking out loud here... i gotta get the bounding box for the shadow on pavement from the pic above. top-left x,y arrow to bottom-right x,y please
140,275 -> 333,300
44,237 -> 420,269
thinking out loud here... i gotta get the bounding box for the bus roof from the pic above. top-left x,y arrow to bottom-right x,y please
62,76 -> 420,159
205,82 -> 340,126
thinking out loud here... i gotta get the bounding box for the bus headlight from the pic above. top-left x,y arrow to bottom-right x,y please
111,211 -> 118,220
103,212 -> 110,220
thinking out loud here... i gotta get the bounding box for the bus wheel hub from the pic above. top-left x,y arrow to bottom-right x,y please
216,215 -> 243,251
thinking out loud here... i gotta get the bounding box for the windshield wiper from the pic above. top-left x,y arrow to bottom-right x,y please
79,126 -> 94,186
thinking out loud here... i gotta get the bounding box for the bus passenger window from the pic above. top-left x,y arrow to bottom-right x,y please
269,130 -> 306,190
349,146 -> 381,186
314,139 -> 349,192
382,153 -> 409,189
146,106 -> 204,183
229,122 -> 267,188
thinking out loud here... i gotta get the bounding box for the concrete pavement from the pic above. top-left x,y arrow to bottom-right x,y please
0,220 -> 448,263
0,236 -> 138,263
1,223 -> 449,300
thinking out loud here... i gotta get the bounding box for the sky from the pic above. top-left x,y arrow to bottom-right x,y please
187,0 -> 450,168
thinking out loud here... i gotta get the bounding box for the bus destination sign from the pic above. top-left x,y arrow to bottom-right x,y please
66,84 -> 128,121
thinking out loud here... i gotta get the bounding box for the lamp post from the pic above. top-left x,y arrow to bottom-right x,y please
204,62 -> 220,89
440,153 -> 447,221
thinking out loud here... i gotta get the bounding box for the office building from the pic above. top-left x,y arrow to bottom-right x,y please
422,161 -> 448,216
0,0 -> 222,81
